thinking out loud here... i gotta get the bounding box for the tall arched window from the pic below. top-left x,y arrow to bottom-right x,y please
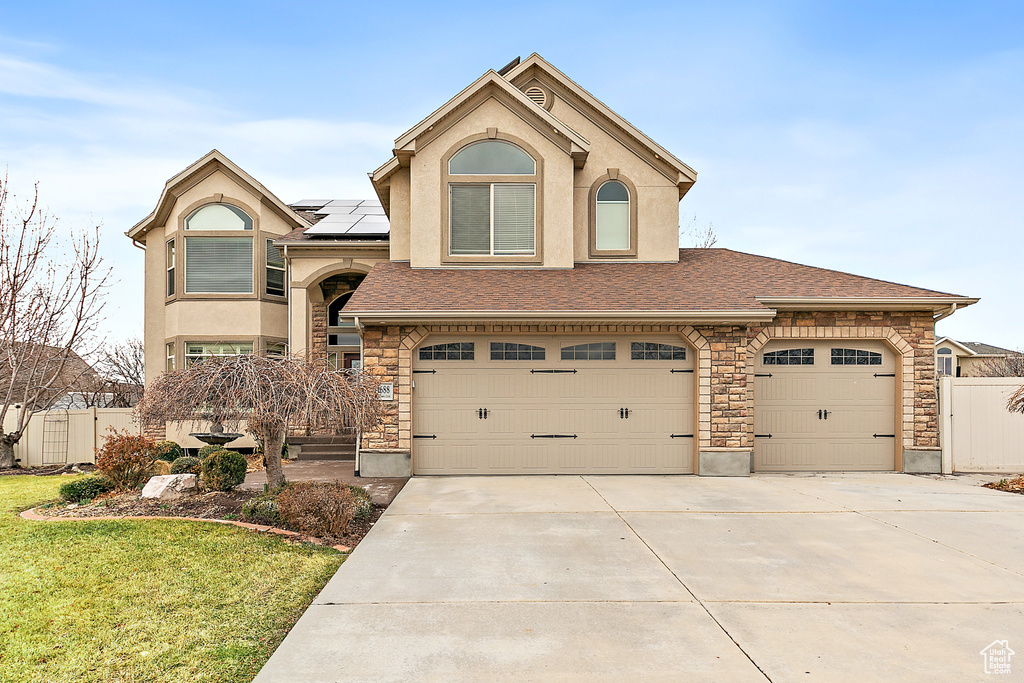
447,139 -> 537,257
183,203 -> 255,293
595,181 -> 630,250
589,175 -> 637,258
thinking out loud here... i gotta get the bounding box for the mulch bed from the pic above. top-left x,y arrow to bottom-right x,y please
0,464 -> 98,477
31,488 -> 386,551
984,475 -> 1024,494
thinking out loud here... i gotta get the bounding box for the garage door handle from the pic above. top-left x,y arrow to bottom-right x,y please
477,408 -> 489,419
531,369 -> 577,374
823,409 -> 828,420
818,409 -> 822,420
530,434 -> 578,439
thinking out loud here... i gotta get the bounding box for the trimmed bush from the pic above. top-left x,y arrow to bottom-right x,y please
170,456 -> 201,475
151,460 -> 172,476
200,449 -> 247,491
152,441 -> 184,462
241,495 -> 281,526
58,475 -> 113,502
197,444 -> 222,460
277,481 -> 372,538
95,429 -> 157,491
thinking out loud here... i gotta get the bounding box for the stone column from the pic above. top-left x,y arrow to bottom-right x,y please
697,326 -> 751,476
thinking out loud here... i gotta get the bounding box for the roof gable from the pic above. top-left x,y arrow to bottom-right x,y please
505,54 -> 697,197
371,71 -> 591,200
127,150 -> 310,240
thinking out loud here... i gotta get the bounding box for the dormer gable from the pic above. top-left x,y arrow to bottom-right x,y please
128,149 -> 309,242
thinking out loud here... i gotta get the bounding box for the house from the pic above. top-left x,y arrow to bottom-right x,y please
935,337 -> 1019,377
127,54 -> 978,477
0,342 -> 103,410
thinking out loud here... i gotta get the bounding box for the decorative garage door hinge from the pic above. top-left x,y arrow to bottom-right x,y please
670,434 -> 694,438
412,434 -> 437,439
873,433 -> 896,438
670,369 -> 694,373
873,373 -> 896,378
755,433 -> 773,438
413,369 -> 436,374
754,373 -> 773,378
530,434 -> 578,439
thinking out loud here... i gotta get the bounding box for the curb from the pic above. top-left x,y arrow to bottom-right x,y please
19,508 -> 352,553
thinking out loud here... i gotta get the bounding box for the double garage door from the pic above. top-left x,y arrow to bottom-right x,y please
412,336 -> 695,474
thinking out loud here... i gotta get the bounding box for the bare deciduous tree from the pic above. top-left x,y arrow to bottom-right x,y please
80,336 -> 145,407
135,354 -> 384,487
977,351 -> 1024,378
0,176 -> 110,468
679,214 -> 718,248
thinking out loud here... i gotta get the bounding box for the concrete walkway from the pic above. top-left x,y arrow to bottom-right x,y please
255,473 -> 1024,682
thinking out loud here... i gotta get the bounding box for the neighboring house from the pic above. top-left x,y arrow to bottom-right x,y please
0,343 -> 103,411
935,337 -> 1019,377
127,54 -> 978,477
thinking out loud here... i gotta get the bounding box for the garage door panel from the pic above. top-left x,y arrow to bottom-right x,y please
754,340 -> 895,472
412,337 -> 695,475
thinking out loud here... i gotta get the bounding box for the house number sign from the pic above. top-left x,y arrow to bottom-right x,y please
378,383 -> 394,401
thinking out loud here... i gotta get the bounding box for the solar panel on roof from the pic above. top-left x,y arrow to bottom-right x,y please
325,199 -> 363,207
290,199 -> 331,208
351,205 -> 386,215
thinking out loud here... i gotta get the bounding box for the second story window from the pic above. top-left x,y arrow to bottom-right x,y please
595,181 -> 630,250
266,239 -> 286,297
183,202 -> 255,294
166,239 -> 175,296
448,140 -> 537,257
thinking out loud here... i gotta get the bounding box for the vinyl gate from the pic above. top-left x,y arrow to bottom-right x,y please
939,377 -> 1024,473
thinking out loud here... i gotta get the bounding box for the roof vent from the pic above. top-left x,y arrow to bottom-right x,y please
525,86 -> 547,108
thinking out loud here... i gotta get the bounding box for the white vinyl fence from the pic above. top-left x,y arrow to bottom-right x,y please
939,377 -> 1024,473
2,408 -> 139,467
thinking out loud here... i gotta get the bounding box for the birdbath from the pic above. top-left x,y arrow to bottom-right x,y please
189,421 -> 244,448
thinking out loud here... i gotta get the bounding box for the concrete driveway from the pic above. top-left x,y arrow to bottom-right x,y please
255,473 -> 1024,682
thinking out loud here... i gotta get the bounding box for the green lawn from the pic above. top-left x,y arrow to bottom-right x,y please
0,475 -> 344,682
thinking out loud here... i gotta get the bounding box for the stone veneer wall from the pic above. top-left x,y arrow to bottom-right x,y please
359,312 -> 937,468
310,273 -> 366,361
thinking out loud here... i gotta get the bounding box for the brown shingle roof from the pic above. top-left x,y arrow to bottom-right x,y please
344,249 -> 965,315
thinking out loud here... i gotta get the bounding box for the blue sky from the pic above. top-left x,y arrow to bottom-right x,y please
0,1 -> 1021,346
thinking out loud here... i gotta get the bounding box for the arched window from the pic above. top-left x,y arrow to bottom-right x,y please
449,140 -> 535,175
185,203 -> 253,230
447,139 -> 537,257
595,180 -> 630,251
183,203 -> 255,294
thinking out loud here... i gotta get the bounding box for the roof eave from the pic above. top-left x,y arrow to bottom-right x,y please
756,297 -> 980,313
345,309 -> 777,324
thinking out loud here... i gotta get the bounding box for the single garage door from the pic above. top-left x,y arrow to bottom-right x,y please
412,336 -> 694,474
754,340 -> 896,471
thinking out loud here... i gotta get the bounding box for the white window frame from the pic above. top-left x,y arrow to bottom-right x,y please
165,342 -> 175,372
184,341 -> 254,367
448,183 -> 536,257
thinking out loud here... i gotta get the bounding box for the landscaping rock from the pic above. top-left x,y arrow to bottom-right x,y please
141,474 -> 198,501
